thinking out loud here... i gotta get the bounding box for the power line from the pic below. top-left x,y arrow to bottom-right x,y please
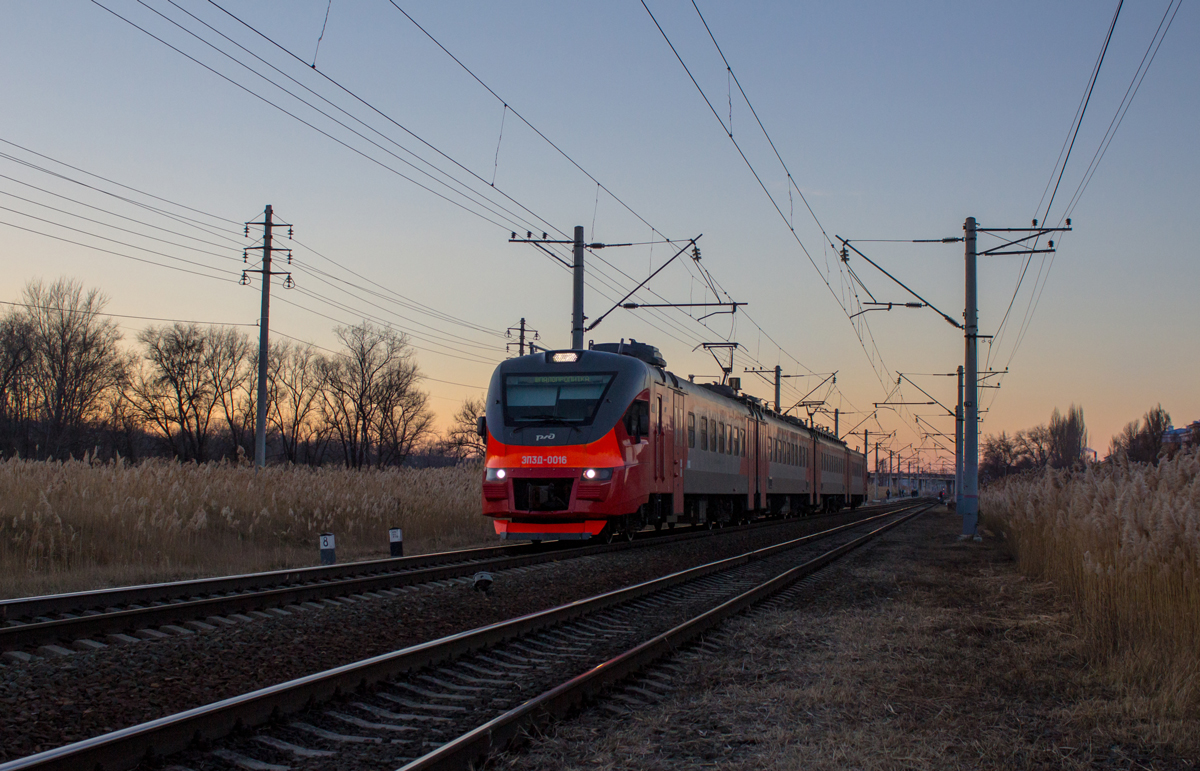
639,1 -> 893,389
91,0 -> 515,233
0,298 -> 256,327
0,217 -> 237,283
0,171 -> 242,252
989,0 -> 1124,364
0,188 -> 241,263
0,137 -> 239,228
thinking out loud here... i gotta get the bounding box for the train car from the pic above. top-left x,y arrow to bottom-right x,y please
479,340 -> 867,542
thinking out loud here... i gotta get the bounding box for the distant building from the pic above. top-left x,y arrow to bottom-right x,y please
1162,421 -> 1199,457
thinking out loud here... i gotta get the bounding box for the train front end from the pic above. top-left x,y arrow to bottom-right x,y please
480,348 -> 651,541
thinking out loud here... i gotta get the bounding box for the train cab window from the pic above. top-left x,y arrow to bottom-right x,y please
687,412 -> 695,448
504,372 -> 615,425
700,416 -> 708,451
622,399 -> 650,441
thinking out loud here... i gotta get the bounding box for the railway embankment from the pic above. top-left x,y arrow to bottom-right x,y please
503,506 -> 1199,770
0,510 -> 878,762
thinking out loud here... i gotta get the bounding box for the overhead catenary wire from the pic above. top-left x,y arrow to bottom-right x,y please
639,0 -> 894,391
111,1 -> 751,367
82,1 -> 833,413
207,0 -> 825,387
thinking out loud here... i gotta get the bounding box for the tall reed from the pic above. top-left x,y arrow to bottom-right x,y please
0,458 -> 488,598
982,452 -> 1200,713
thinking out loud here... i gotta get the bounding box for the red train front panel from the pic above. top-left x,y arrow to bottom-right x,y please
480,349 -> 658,541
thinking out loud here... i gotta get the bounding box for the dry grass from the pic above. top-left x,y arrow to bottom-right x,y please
0,458 -> 488,599
982,452 -> 1200,717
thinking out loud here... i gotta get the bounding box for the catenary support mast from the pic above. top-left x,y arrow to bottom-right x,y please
572,226 -> 585,349
962,217 -> 979,535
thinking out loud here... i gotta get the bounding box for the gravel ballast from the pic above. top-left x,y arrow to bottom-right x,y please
0,511 -> 882,761
498,508 -> 1199,770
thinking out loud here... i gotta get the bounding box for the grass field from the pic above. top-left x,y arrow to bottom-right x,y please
982,452 -> 1200,716
0,458 -> 489,599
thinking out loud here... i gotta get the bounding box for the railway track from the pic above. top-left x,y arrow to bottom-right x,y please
0,501 -> 914,659
0,500 -> 930,771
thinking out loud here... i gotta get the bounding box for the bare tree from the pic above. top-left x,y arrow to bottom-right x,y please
129,323 -> 217,461
320,322 -> 429,469
981,430 -> 1018,481
268,340 -> 327,464
1015,425 -> 1052,470
0,310 -> 35,454
375,366 -> 435,467
1048,404 -> 1088,469
22,278 -> 126,457
1109,404 -> 1170,465
442,395 -> 487,461
204,326 -> 253,456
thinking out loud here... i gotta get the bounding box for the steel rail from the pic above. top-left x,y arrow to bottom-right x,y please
1,501 -> 910,653
404,503 -> 930,770
0,502 -> 923,771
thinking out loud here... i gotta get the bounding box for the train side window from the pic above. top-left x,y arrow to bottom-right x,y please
688,412 -> 695,448
718,422 -> 725,454
700,416 -> 708,451
734,426 -> 740,456
622,399 -> 649,441
710,419 -> 717,452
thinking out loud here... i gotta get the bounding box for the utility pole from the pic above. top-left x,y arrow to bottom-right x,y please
510,229 -> 658,349
506,318 -> 540,356
243,205 -> 292,469
874,441 -> 881,496
572,226 -> 585,349
955,364 -> 964,511
745,365 -> 820,413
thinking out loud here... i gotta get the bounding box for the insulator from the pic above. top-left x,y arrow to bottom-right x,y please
1032,219 -> 1038,227
287,254 -> 292,264
284,276 -> 295,289
526,231 -> 532,239
244,225 -> 249,237
1048,240 -> 1054,249
240,272 -> 249,285
288,227 -> 293,238
541,232 -> 547,240
243,251 -> 247,262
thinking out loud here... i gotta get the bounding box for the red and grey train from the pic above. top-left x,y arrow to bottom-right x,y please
479,340 -> 868,541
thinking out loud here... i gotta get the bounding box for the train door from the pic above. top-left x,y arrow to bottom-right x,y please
672,391 -> 685,512
654,394 -> 665,485
749,417 -> 760,511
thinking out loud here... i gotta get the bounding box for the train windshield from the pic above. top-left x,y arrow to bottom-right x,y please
503,373 -> 614,425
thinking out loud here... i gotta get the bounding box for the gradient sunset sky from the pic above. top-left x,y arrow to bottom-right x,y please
1,1 -> 1196,466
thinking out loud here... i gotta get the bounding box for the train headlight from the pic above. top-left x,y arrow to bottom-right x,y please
486,468 -> 508,481
581,468 -> 614,481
